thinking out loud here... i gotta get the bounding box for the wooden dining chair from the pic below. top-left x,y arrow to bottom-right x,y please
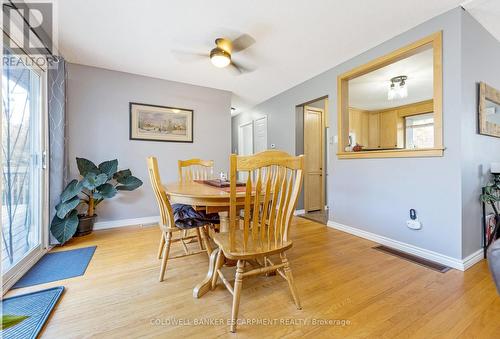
177,158 -> 217,251
178,158 -> 214,182
147,156 -> 214,282
211,150 -> 304,332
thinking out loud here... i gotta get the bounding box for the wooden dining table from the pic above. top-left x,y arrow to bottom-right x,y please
162,180 -> 248,298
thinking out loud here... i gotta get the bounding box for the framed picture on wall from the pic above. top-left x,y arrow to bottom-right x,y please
479,82 -> 500,138
129,102 -> 193,143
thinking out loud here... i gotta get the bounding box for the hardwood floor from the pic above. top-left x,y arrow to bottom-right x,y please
6,217 -> 500,338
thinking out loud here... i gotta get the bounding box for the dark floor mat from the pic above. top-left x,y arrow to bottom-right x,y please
12,246 -> 96,289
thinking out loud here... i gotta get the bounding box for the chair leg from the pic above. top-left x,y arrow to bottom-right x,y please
179,230 -> 190,255
196,228 -> 204,250
157,234 -> 165,259
159,232 -> 172,282
230,260 -> 245,333
211,248 -> 224,289
280,253 -> 301,309
200,227 -> 213,257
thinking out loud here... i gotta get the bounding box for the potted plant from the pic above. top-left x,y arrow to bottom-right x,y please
50,158 -> 143,244
481,172 -> 500,243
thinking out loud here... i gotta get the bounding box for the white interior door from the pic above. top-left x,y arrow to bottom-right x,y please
238,122 -> 253,156
238,122 -> 253,181
253,116 -> 268,153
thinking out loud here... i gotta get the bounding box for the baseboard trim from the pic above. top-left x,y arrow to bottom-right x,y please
462,249 -> 484,270
327,221 -> 483,271
93,216 -> 159,230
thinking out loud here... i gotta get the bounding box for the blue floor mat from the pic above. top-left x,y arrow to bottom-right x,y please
1,286 -> 64,339
12,246 -> 96,289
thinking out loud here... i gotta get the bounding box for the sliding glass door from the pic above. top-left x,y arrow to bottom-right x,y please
2,47 -> 47,284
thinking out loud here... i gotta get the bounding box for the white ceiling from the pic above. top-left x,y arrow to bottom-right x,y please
349,48 -> 434,110
56,0 -> 474,114
463,0 -> 500,42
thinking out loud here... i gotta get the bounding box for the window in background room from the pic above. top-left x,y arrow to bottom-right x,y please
405,113 -> 434,149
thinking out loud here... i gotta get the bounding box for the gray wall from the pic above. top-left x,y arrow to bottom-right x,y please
460,10 -> 500,257
67,64 -> 232,222
234,8 -> 465,259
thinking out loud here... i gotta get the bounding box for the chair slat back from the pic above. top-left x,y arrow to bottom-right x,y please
178,158 -> 214,182
147,157 -> 175,231
229,150 -> 304,252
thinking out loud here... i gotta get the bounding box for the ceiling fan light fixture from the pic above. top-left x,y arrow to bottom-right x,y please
210,48 -> 231,68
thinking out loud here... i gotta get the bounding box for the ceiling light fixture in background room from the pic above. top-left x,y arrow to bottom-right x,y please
388,75 -> 408,100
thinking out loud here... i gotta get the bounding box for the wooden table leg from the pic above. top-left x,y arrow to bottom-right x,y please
193,210 -> 237,297
193,248 -> 219,298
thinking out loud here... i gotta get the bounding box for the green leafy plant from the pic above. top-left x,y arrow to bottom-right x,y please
481,173 -> 500,215
481,173 -> 500,241
1,314 -> 29,330
50,158 -> 143,243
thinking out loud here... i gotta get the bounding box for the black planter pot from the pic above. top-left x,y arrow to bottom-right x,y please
75,214 -> 97,237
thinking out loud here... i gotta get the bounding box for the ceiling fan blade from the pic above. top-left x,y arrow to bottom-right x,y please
171,50 -> 207,63
228,60 -> 255,75
228,62 -> 242,75
232,34 -> 256,53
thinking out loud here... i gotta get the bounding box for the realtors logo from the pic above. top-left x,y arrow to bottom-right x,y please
3,1 -> 53,55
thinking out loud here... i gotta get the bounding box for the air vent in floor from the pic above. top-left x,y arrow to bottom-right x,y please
373,245 -> 451,273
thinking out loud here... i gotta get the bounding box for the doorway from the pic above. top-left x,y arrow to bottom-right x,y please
2,47 -> 48,290
238,121 -> 254,156
303,105 -> 325,212
253,116 -> 268,153
238,121 -> 253,181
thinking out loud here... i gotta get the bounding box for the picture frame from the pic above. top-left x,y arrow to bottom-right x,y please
129,102 -> 193,143
479,82 -> 500,138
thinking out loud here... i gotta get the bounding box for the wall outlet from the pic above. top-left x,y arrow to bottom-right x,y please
406,219 -> 422,230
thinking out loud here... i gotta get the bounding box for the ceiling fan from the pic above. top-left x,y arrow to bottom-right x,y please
172,34 -> 256,74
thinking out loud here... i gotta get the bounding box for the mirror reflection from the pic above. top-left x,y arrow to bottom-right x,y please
347,46 -> 434,151
485,99 -> 500,125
